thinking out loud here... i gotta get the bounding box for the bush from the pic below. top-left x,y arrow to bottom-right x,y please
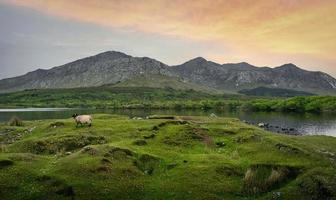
8,116 -> 23,126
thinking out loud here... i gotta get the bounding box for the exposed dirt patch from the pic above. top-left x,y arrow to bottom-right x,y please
192,128 -> 214,147
242,164 -> 300,196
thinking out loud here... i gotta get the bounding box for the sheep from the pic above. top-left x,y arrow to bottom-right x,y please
72,114 -> 92,127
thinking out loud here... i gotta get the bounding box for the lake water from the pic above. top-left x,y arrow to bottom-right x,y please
1,108 -> 336,137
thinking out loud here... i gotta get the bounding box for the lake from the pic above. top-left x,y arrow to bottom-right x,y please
1,108 -> 336,137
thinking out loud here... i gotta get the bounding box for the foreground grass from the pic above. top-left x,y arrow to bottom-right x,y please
0,114 -> 336,200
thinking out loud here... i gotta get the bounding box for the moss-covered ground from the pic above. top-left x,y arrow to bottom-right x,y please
1,114 -> 336,200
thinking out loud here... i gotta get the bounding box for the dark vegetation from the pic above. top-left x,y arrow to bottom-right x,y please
239,87 -> 315,97
8,116 -> 23,127
0,87 -> 335,113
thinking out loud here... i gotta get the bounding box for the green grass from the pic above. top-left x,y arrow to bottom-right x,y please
1,114 -> 336,199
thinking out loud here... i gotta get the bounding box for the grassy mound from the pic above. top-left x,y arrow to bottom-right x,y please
14,134 -> 107,154
0,114 -> 336,199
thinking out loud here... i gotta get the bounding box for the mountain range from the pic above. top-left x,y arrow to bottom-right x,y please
0,51 -> 335,94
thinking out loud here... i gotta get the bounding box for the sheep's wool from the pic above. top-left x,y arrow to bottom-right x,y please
75,115 -> 92,124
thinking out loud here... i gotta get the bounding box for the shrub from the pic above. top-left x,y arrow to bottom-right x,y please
8,116 -> 23,126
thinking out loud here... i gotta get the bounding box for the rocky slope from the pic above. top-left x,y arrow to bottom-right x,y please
0,51 -> 173,93
171,58 -> 336,94
0,51 -> 335,94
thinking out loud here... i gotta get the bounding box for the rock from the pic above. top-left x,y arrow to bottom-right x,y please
65,152 -> 72,155
258,123 -> 265,127
50,122 -> 65,128
132,117 -> 143,120
209,113 -> 217,118
28,127 -> 36,133
83,146 -> 92,151
272,192 -> 281,199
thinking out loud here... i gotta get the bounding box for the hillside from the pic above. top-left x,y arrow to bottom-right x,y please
1,115 -> 336,199
0,51 -> 336,94
238,87 -> 315,97
112,74 -> 220,93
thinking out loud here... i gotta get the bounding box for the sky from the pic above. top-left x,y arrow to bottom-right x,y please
0,0 -> 335,79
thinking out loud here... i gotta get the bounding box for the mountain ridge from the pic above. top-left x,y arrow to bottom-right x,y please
0,50 -> 335,94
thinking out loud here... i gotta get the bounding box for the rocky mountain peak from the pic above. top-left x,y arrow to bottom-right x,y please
275,63 -> 301,71
186,57 -> 207,64
0,50 -> 335,94
94,51 -> 131,60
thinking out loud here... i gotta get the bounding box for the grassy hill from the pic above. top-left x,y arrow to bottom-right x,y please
1,114 -> 336,199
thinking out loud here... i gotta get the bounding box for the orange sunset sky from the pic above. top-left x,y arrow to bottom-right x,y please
0,0 -> 335,78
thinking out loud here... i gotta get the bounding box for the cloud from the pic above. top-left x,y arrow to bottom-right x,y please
3,0 -> 336,72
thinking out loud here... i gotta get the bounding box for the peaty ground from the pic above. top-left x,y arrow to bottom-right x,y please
0,114 -> 336,200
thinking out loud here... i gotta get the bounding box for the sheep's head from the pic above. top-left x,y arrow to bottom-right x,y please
72,114 -> 79,118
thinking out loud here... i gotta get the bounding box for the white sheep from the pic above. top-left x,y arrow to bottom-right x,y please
72,114 -> 92,127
